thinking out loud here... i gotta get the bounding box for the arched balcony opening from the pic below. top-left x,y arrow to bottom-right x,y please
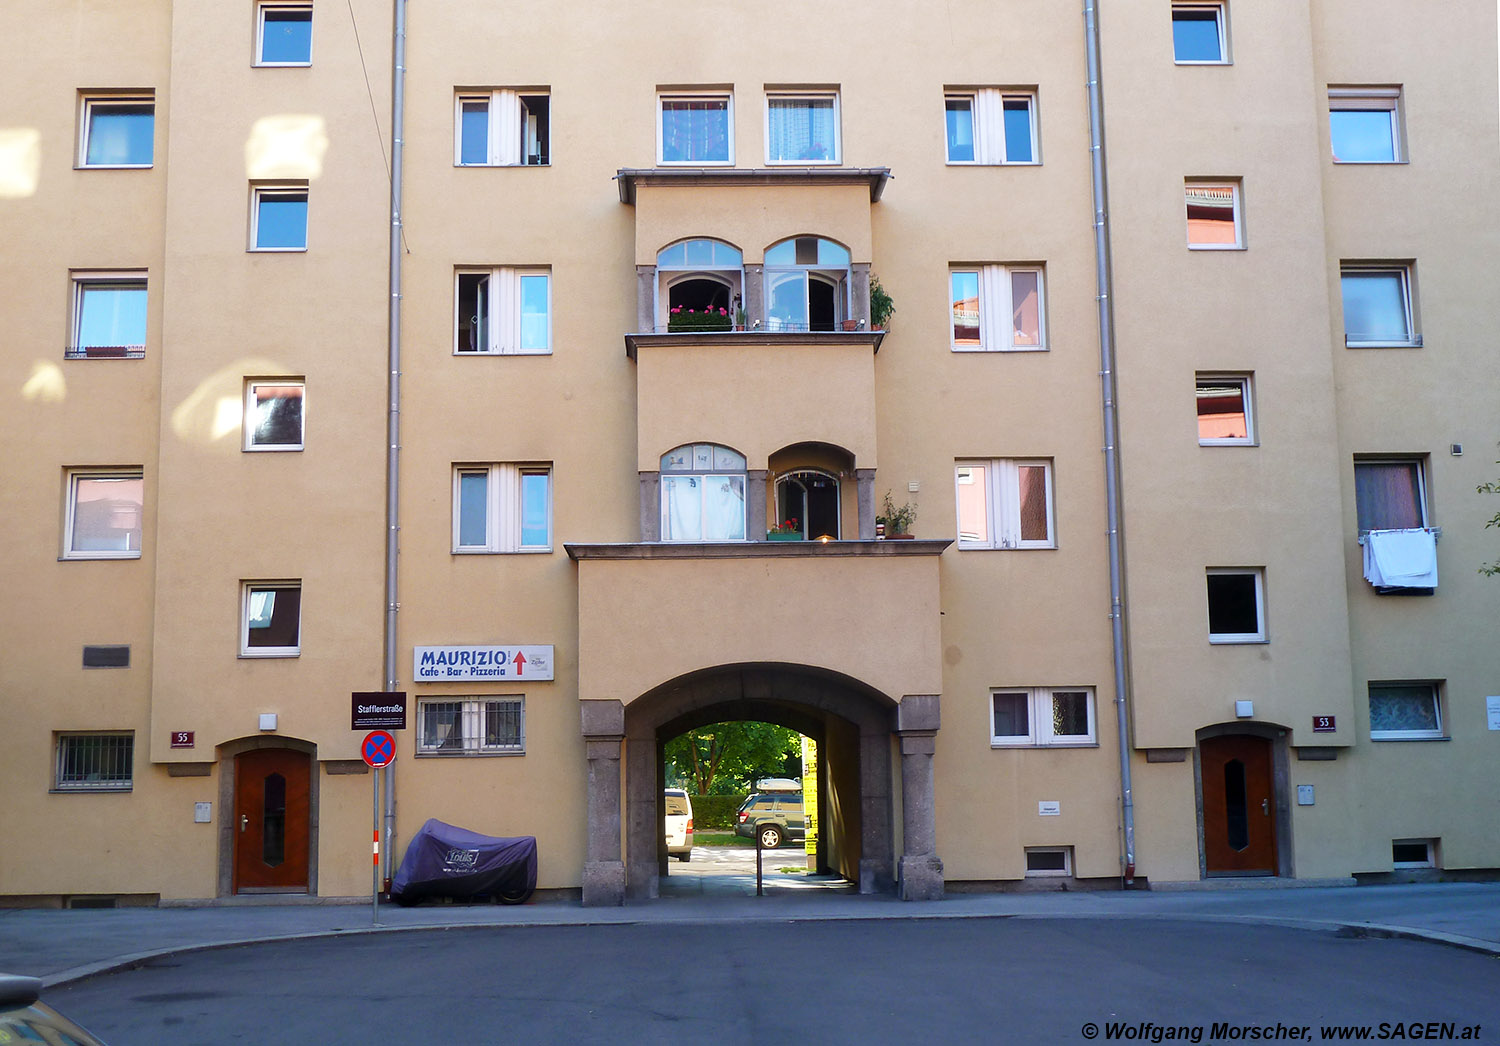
656,239 -> 744,332
764,236 -> 851,332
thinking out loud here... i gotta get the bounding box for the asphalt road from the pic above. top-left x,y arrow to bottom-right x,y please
51,919 -> 1500,1045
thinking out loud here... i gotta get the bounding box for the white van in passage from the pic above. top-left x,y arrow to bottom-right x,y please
664,788 -> 694,862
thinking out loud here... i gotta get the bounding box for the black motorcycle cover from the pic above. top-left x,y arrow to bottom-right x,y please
390,818 -> 537,905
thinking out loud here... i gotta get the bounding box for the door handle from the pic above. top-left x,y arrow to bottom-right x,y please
240,814 -> 249,832
1262,799 -> 1270,816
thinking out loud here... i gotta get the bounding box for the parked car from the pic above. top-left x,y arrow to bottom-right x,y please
664,788 -> 693,861
1,973 -> 107,1045
734,790 -> 805,849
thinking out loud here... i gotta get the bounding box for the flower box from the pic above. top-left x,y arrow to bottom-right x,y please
668,308 -> 732,333
766,531 -> 804,541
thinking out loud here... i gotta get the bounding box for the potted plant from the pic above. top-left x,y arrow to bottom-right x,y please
767,518 -> 803,541
870,275 -> 895,331
668,306 -> 732,333
878,491 -> 917,539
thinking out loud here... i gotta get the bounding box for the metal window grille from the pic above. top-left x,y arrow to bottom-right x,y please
56,733 -> 133,790
483,700 -> 524,751
420,699 -> 523,754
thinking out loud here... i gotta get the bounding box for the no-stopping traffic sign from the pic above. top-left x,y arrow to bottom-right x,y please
361,730 -> 396,769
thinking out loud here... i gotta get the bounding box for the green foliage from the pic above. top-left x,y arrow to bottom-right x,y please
878,490 -> 917,535
687,793 -> 748,830
664,720 -> 801,796
869,275 -> 895,330
1480,464 -> 1500,577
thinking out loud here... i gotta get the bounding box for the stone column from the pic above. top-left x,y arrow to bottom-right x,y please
636,265 -> 656,332
858,723 -> 895,893
624,719 -> 659,898
580,700 -> 626,906
638,471 -> 660,542
850,263 -> 871,328
744,265 -> 765,328
747,468 -> 769,540
855,468 -> 876,539
896,694 -> 944,901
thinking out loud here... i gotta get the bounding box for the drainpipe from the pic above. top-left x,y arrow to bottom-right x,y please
1083,0 -> 1136,884
382,0 -> 407,890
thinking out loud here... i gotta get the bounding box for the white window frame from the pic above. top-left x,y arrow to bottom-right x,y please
244,379 -> 306,452
763,90 -> 841,166
69,271 -> 148,359
1368,682 -> 1445,741
943,89 -> 1039,166
1328,87 -> 1403,164
454,89 -> 550,167
240,580 -> 302,658
1391,839 -> 1437,869
255,3 -> 313,67
1354,457 -> 1428,534
1024,846 -> 1074,877
1195,373 -> 1255,446
250,184 -> 309,252
417,697 -> 525,755
949,264 -> 1046,352
454,268 -> 552,355
1184,181 -> 1243,250
1172,2 -> 1230,65
955,459 -> 1056,550
990,687 -> 1097,747
1206,567 -> 1266,644
1340,263 -> 1419,348
452,464 -> 553,553
659,443 -> 749,543
657,92 -> 734,166
77,95 -> 154,169
63,467 -> 144,560
53,732 -> 134,792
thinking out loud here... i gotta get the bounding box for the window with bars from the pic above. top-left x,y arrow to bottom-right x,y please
418,698 -> 525,755
55,733 -> 134,791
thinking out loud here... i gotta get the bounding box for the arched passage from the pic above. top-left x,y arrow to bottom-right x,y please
580,663 -> 943,903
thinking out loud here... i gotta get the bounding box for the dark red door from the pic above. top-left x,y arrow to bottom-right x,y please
234,749 -> 310,892
1201,735 -> 1277,875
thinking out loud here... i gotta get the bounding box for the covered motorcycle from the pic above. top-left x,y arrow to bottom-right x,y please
390,818 -> 537,906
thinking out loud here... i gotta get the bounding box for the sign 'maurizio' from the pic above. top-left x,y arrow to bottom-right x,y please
413,645 -> 554,682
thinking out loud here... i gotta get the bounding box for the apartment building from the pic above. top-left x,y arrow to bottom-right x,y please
1,0 -> 1496,905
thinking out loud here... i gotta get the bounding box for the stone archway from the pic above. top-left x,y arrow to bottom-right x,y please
580,663 -> 942,905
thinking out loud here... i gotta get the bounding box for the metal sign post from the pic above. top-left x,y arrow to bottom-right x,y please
361,730 -> 397,924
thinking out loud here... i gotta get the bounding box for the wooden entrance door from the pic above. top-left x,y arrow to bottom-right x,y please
233,748 -> 310,892
1200,734 -> 1278,875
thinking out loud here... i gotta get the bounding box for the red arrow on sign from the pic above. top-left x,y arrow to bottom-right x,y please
513,651 -> 526,676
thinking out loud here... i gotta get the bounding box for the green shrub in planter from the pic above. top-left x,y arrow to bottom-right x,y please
668,307 -> 732,332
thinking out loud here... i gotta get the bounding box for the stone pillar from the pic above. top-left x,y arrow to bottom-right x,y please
850,263 -> 871,328
858,723 -> 895,893
747,468 -> 769,541
636,265 -> 656,332
638,471 -> 660,542
580,700 -> 626,906
896,694 -> 944,901
855,468 -> 876,539
744,265 -> 765,329
624,719 -> 659,898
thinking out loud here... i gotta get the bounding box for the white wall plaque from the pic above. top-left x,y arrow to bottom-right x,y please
1296,785 -> 1315,806
194,802 -> 212,823
413,645 -> 554,682
1487,696 -> 1500,731
1038,801 -> 1061,817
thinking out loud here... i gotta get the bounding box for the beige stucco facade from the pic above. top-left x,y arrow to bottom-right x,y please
1,0 -> 1497,905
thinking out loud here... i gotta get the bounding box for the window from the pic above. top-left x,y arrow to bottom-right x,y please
454,464 -> 552,553
660,444 -> 746,542
1185,181 -> 1242,248
955,459 -> 1055,549
1392,839 -> 1437,868
418,698 -> 525,754
256,4 -> 313,66
944,90 -> 1037,165
64,469 -> 143,559
1025,847 -> 1073,877
1369,682 -> 1443,740
54,733 -> 133,792
991,688 -> 1096,747
78,96 -> 154,168
455,90 -> 550,166
1329,87 -> 1402,164
657,238 -> 744,331
1355,459 -> 1427,532
69,273 -> 147,359
241,581 -> 301,656
251,185 -> 308,250
1206,568 -> 1265,643
245,380 -> 305,451
659,94 -> 733,165
1196,374 -> 1254,445
1172,3 -> 1229,64
950,265 -> 1045,350
455,268 -> 550,354
766,91 -> 839,164
763,236 -> 851,331
1340,264 -> 1418,347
